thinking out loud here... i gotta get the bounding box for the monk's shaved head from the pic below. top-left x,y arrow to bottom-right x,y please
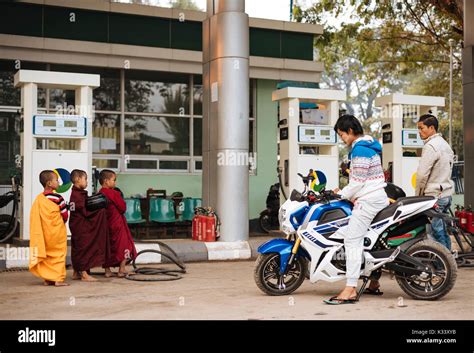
39,170 -> 56,187
99,169 -> 116,185
71,169 -> 87,184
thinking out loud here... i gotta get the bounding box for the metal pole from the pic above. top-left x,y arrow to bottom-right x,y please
203,0 -> 249,242
462,0 -> 474,209
449,38 -> 454,146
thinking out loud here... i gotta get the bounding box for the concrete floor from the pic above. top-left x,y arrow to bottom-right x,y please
0,261 -> 473,320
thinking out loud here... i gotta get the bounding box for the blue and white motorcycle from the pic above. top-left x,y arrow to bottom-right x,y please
254,172 -> 457,300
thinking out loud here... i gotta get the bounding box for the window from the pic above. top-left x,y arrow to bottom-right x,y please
92,158 -> 119,170
93,114 -> 121,154
0,70 -> 20,107
50,64 -> 121,111
193,75 -> 203,115
0,60 -> 46,108
0,111 -> 20,184
193,117 -> 202,156
124,115 -> 190,156
159,160 -> 188,171
49,89 -> 75,110
126,159 -> 158,170
125,70 -> 190,114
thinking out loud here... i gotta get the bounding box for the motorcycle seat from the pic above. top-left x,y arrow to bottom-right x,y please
371,196 -> 435,224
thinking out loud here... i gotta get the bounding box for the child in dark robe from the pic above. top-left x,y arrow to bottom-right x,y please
99,169 -> 137,278
69,169 -> 109,282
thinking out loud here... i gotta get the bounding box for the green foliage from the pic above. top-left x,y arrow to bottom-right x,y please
169,0 -> 202,11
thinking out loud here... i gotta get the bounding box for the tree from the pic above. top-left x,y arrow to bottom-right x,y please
169,0 -> 202,11
294,0 -> 464,159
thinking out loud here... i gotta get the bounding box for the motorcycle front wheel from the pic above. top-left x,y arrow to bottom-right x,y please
254,253 -> 306,296
396,240 -> 457,300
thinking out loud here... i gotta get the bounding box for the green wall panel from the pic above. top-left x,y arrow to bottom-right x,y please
44,6 -> 108,42
249,79 -> 278,218
281,31 -> 313,60
0,2 -> 43,37
0,3 -> 314,60
250,28 -> 281,58
170,20 -> 202,51
109,13 -> 170,48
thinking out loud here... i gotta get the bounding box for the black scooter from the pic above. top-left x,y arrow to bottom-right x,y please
0,175 -> 21,243
259,183 -> 280,233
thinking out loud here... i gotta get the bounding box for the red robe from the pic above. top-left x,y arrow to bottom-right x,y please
99,187 -> 137,267
69,186 -> 110,272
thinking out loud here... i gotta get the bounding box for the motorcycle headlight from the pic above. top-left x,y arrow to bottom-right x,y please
281,220 -> 295,235
278,212 -> 284,225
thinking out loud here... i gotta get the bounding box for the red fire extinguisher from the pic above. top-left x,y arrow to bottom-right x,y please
192,207 -> 220,242
203,215 -> 217,242
454,205 -> 461,219
192,216 -> 200,241
459,207 -> 468,231
465,205 -> 474,234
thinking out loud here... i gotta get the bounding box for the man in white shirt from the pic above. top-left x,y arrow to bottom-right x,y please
416,114 -> 455,250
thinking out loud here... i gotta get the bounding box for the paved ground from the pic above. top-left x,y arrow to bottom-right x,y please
0,261 -> 473,320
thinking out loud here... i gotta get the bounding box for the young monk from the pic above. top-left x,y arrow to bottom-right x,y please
99,169 -> 137,278
29,170 -> 69,287
69,169 -> 109,282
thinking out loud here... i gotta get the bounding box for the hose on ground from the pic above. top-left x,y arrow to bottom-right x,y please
125,241 -> 186,281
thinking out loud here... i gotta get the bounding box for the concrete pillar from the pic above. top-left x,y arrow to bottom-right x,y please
464,0 -> 474,207
203,0 -> 249,241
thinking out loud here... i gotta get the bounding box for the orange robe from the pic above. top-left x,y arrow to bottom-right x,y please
29,193 -> 68,282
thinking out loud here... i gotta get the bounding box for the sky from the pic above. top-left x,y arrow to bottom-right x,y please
183,0 -> 294,20
115,0 -> 294,20
114,1 -> 355,27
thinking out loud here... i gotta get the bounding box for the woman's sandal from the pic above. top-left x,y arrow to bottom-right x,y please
323,295 -> 358,305
117,272 -> 128,278
363,288 -> 384,296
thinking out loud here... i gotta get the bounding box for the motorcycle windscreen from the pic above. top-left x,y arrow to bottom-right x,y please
289,189 -> 303,202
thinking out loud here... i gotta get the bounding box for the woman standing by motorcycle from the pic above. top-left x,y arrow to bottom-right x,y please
325,115 -> 389,305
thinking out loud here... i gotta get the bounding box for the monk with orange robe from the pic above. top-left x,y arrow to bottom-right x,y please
29,170 -> 69,286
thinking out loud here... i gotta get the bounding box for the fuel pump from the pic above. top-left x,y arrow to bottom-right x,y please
272,87 -> 346,202
14,70 -> 100,239
375,94 -> 445,196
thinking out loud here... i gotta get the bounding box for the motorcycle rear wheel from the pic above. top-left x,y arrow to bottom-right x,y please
395,240 -> 457,300
254,253 -> 306,296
